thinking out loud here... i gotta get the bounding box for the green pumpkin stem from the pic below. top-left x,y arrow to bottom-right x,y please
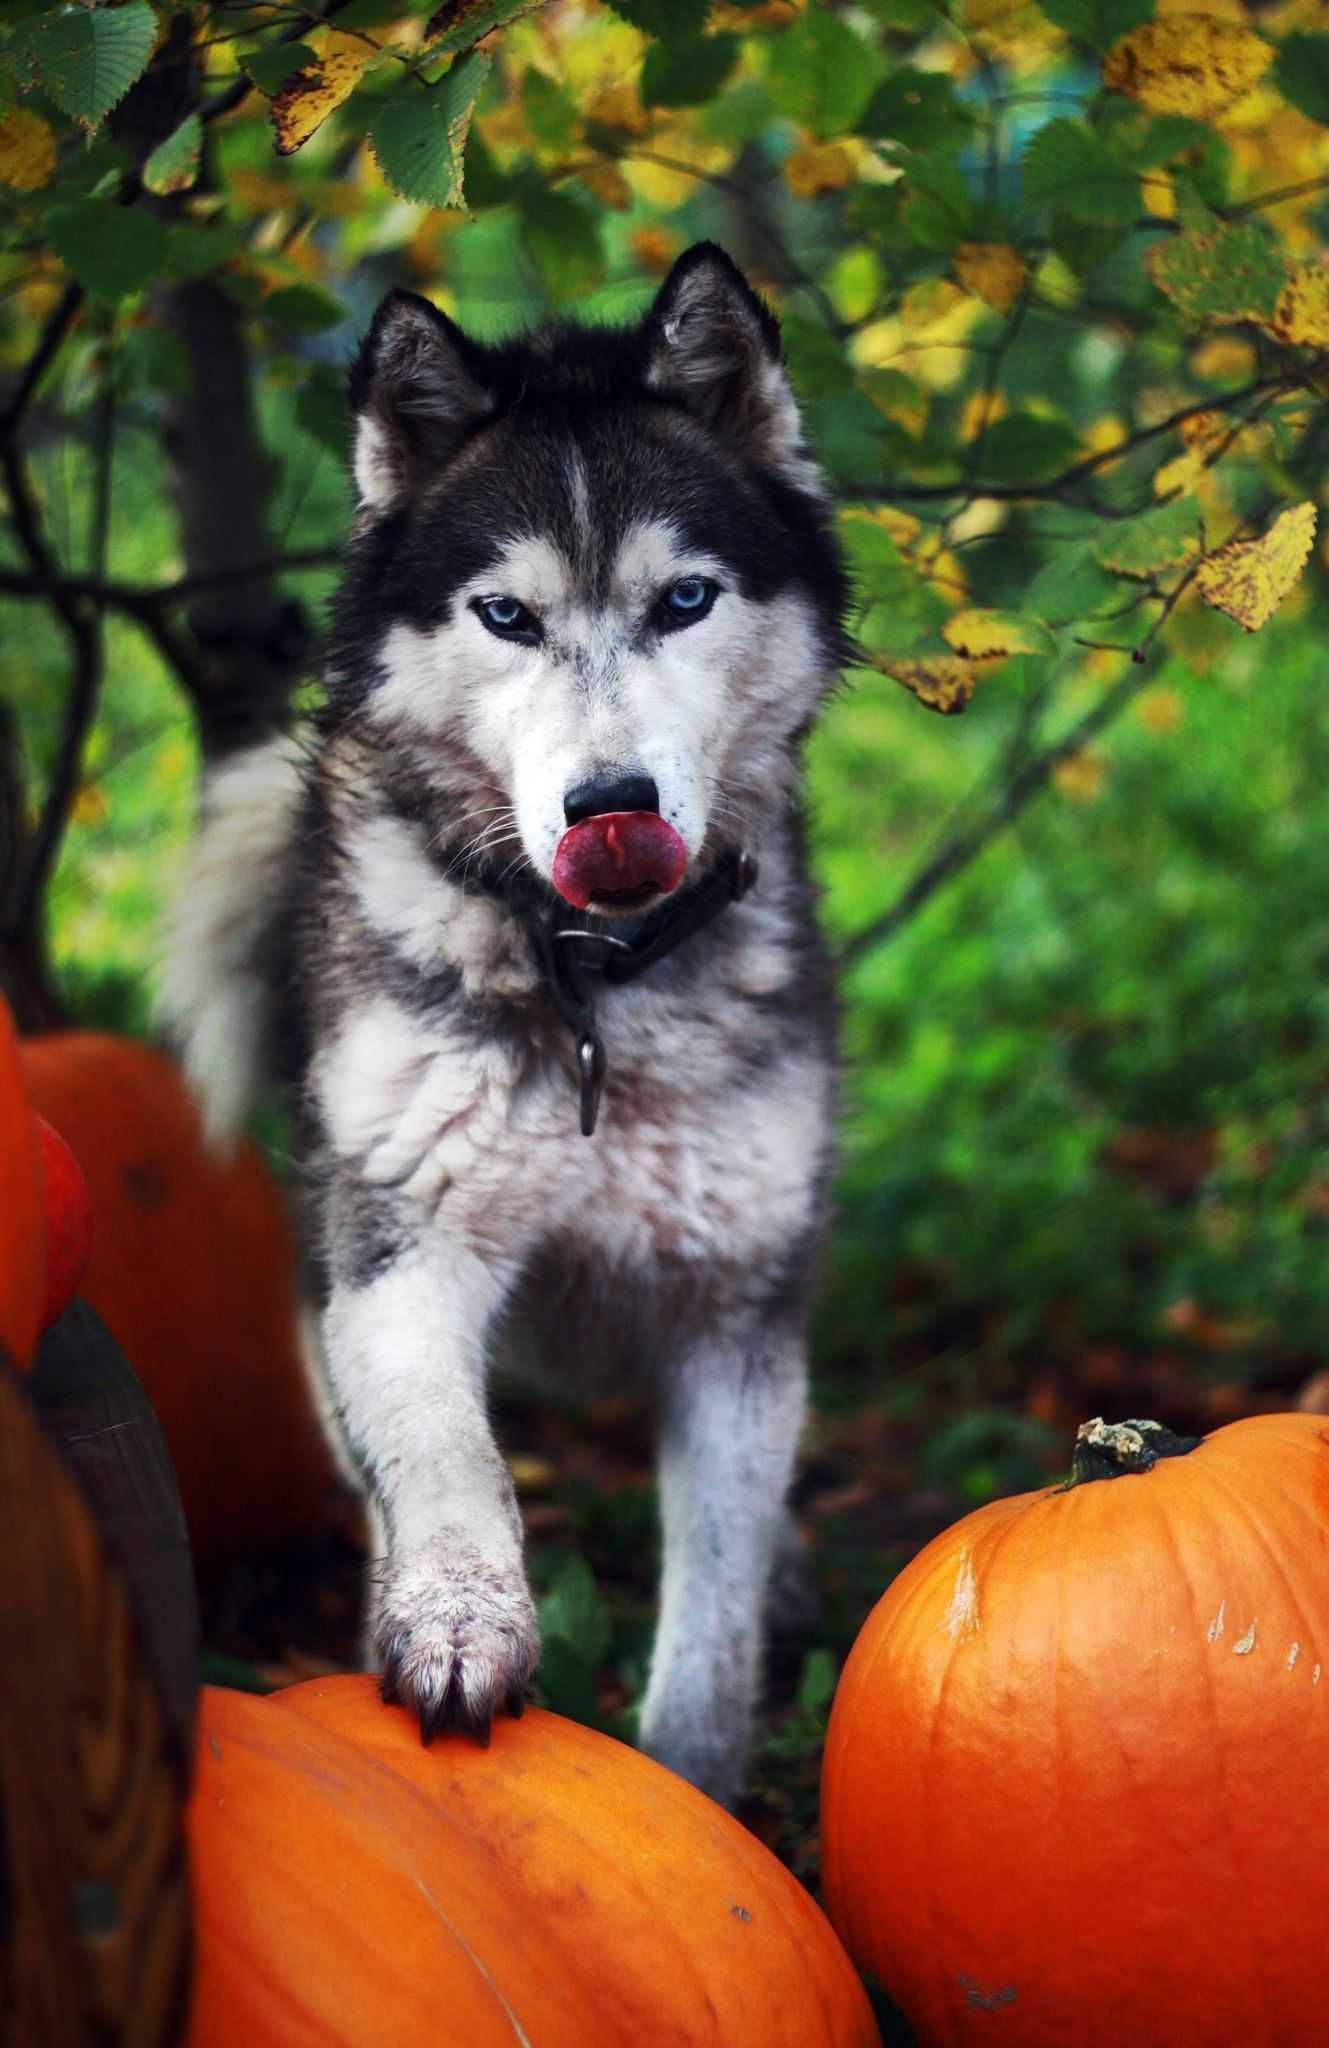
1065,1416 -> 1204,1487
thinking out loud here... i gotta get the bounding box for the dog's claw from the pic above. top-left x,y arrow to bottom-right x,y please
372,1549 -> 539,1753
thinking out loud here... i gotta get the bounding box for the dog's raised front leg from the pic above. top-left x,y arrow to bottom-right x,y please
322,1237 -> 537,1741
638,1317 -> 808,1808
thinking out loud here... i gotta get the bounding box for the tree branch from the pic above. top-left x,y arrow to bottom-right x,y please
0,282 -> 84,448
838,370 -> 1304,507
837,564 -> 1203,971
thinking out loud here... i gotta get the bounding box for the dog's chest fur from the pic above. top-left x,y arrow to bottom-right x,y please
296,754 -> 835,1369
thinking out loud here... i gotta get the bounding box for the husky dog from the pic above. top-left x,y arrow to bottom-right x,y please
159,243 -> 847,1807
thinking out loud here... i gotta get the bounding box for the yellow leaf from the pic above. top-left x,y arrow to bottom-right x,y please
584,81 -> 648,137
783,141 -> 855,199
1135,687 -> 1185,735
856,504 -> 922,551
1103,15 -> 1272,119
70,781 -> 107,828
578,159 -> 632,208
952,241 -> 1027,314
1270,264 -> 1329,348
0,109 -> 57,192
1082,413 -> 1127,456
1142,171 -> 1175,220
272,33 -> 373,157
958,387 -> 1005,443
1053,749 -> 1105,800
875,654 -> 980,715
941,609 -> 1044,659
1194,501 -> 1317,632
1180,408 -> 1224,452
631,225 -> 682,276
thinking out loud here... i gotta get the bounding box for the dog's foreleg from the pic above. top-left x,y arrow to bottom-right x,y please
322,1237 -> 537,1741
638,1319 -> 807,1807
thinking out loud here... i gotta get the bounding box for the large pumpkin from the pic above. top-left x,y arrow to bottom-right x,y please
821,1413 -> 1329,2048
20,1033 -> 342,1573
0,997 -> 45,1368
189,1674 -> 879,2047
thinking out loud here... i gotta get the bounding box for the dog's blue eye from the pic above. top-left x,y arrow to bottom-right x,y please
659,577 -> 718,629
473,596 -> 540,642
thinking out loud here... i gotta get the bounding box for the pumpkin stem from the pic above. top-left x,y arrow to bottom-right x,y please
1065,1416 -> 1203,1487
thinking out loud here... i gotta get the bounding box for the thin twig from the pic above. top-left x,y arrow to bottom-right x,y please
836,561 -> 1203,971
839,369 -> 1304,507
0,282 -> 84,447
0,548 -> 338,615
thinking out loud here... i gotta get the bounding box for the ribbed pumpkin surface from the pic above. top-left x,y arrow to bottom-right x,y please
0,999 -> 44,1368
822,1412 -> 1329,2048
20,1033 -> 340,1572
188,1674 -> 880,2048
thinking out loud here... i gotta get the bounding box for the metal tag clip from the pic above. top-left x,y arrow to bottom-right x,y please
578,1030 -> 607,1138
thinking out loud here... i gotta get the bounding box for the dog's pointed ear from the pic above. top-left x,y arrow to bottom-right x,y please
643,243 -> 816,487
348,290 -> 492,510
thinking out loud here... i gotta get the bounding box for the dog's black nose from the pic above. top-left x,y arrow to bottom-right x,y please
563,773 -> 659,825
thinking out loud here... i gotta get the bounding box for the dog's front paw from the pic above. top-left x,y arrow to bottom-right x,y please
373,1541 -> 539,1746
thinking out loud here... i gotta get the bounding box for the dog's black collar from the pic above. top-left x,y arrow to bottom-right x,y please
446,845 -> 758,1136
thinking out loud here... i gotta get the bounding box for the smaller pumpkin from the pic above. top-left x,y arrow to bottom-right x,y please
20,1033 -> 343,1573
822,1413 -> 1329,2048
188,1674 -> 880,2048
35,1116 -> 92,1330
0,997 -> 44,1368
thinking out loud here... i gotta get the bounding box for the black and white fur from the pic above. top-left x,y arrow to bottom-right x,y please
159,245 -> 848,1807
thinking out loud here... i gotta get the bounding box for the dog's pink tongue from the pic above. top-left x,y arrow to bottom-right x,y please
552,811 -> 688,909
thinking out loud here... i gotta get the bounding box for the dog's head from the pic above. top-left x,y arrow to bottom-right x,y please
334,243 -> 847,914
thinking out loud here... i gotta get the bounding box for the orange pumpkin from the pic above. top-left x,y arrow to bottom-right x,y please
188,1674 -> 880,2048
20,1033 -> 342,1573
0,997 -> 44,1368
821,1413 -> 1329,2048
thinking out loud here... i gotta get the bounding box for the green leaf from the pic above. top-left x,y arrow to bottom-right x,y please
797,1647 -> 838,1714
519,181 -> 603,299
1093,498 -> 1203,577
1147,219 -> 1285,325
1034,0 -> 1152,48
459,126 -> 512,207
369,51 -> 492,208
9,1 -> 156,132
604,0 -> 710,35
540,1555 -> 611,1667
143,113 -> 202,197
781,314 -> 855,397
295,366 -> 348,456
1027,541 -> 1122,622
535,1636 -> 599,1722
161,222 -> 235,282
859,67 -> 974,152
424,0 -> 548,55
1274,34 -> 1329,126
521,66 -> 577,150
240,42 -> 319,97
804,389 -> 893,483
976,412 -> 1080,484
264,283 -> 346,334
1100,106 -> 1207,171
641,34 -> 737,109
903,155 -> 973,250
767,12 -> 883,139
45,198 -> 164,300
841,516 -> 911,606
1021,119 -> 1139,227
